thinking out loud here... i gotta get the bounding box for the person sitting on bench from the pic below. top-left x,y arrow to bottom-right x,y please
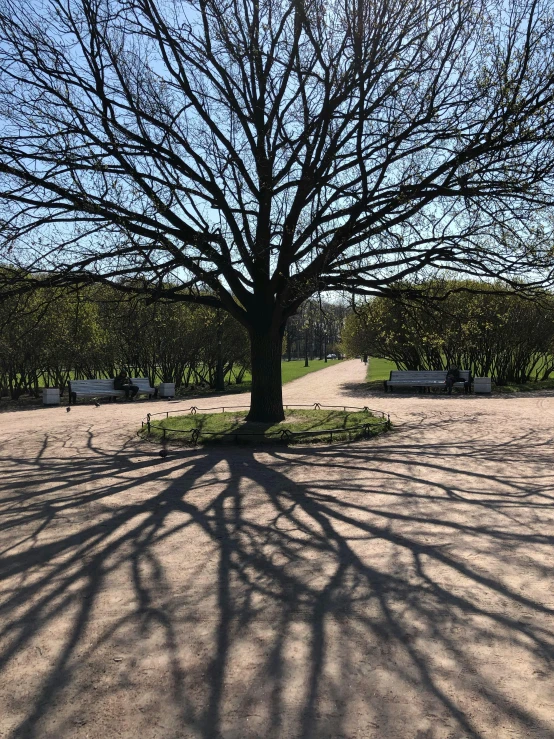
114,370 -> 139,400
445,366 -> 461,394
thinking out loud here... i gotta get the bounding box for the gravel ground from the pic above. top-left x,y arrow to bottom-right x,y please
1,360 -> 554,739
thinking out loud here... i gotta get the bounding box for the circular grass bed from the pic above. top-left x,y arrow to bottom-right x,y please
142,407 -> 390,445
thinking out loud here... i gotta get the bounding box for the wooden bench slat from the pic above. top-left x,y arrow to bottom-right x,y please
385,370 -> 471,393
69,378 -> 157,403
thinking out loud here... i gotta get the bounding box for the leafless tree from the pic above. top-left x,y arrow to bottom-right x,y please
2,0 -> 554,419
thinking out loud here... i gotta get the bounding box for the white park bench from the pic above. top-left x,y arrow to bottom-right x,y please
384,370 -> 471,393
68,378 -> 157,404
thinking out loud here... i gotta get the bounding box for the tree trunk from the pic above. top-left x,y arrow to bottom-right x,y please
247,326 -> 285,422
215,312 -> 225,391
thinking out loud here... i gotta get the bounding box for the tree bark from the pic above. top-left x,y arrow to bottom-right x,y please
247,325 -> 285,422
215,311 -> 225,391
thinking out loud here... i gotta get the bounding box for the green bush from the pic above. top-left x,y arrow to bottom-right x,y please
342,282 -> 554,385
0,281 -> 250,398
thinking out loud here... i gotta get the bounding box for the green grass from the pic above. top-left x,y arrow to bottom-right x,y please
176,359 -> 341,397
364,357 -> 554,393
493,378 -> 554,393
281,358 -> 341,382
239,358 -> 342,384
355,356 -> 398,391
144,407 -> 388,445
366,357 -> 397,381
363,358 -> 554,393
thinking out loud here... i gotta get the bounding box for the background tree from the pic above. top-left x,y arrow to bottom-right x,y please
3,0 -> 554,418
284,298 -> 347,361
0,285 -> 104,398
0,283 -> 250,398
342,282 -> 554,384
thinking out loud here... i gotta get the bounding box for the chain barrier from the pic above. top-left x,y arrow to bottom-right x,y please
142,403 -> 391,446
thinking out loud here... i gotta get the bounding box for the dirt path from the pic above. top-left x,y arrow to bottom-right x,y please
1,360 -> 554,738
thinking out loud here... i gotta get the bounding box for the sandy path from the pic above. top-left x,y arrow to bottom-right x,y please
1,360 -> 554,739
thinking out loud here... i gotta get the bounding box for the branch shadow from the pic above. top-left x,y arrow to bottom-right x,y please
1,419 -> 554,738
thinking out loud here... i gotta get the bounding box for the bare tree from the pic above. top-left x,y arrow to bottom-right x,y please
2,0 -> 554,419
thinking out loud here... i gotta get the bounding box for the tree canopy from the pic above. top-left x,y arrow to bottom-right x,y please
342,280 -> 554,383
2,0 -> 554,418
0,281 -> 250,399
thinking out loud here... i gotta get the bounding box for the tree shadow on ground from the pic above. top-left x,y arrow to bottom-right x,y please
1,422 -> 554,739
339,380 -> 389,398
340,379 -> 554,401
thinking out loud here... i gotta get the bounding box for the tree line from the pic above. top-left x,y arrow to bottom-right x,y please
284,300 -> 348,362
0,284 -> 348,400
0,284 -> 250,399
5,276 -> 554,398
342,282 -> 554,385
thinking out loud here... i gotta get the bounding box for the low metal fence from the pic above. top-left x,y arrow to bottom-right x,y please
141,403 -> 391,445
